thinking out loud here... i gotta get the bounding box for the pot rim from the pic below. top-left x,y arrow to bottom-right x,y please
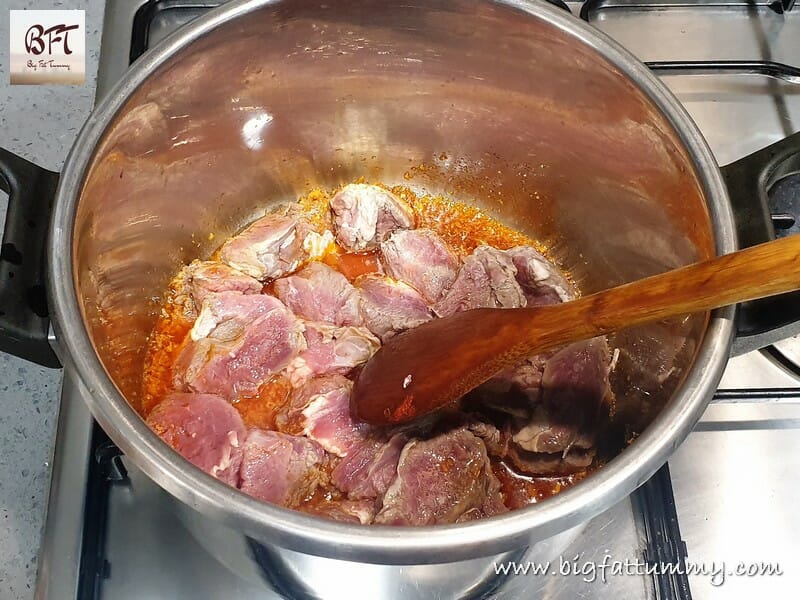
48,0 -> 735,564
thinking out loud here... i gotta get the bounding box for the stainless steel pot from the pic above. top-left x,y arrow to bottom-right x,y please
2,0 -> 800,597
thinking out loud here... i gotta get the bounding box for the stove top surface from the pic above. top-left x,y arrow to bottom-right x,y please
36,1 -> 800,599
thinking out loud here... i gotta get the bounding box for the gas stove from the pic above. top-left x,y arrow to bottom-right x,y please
35,2 -> 800,599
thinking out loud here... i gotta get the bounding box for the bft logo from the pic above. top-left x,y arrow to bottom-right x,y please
25,23 -> 80,56
10,10 -> 86,85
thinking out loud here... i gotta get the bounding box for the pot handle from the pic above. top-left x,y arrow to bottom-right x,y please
720,131 -> 800,356
0,148 -> 61,367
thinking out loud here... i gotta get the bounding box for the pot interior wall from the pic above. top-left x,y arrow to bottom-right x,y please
74,0 -> 714,439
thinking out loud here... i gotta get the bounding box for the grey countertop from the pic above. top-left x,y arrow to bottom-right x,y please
0,1 -> 105,597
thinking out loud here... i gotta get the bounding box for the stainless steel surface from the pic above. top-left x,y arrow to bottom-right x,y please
100,459 -> 653,599
175,495 -> 586,599
33,374 -> 93,600
35,0 -> 800,598
670,424 -> 800,598
719,351 -> 800,389
45,0 -> 738,568
772,333 -> 800,375
601,4 -> 800,356
102,461 -> 281,599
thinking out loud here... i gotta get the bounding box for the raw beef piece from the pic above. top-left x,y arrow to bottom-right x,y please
506,444 -> 595,476
330,183 -> 415,252
461,404 -> 592,466
505,245 -> 574,306
455,490 -> 508,523
173,259 -> 262,318
608,322 -> 690,435
493,339 -> 609,476
473,246 -> 526,307
493,354 -> 548,402
465,419 -> 509,458
277,375 -> 371,457
356,274 -> 434,341
286,322 -> 380,386
174,292 -> 305,400
541,338 -> 611,428
461,410 -> 596,478
380,229 -> 459,303
465,354 -> 548,420
273,262 -> 363,327
302,499 -> 377,524
433,253 -> 490,317
511,406 -> 595,455
435,245 -> 526,317
146,392 -> 246,485
238,429 -> 326,507
374,429 -> 505,526
331,433 -> 408,500
220,213 -> 315,281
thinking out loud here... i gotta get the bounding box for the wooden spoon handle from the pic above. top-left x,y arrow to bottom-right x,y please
524,233 -> 800,352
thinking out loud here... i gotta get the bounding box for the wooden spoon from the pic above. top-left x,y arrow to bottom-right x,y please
352,234 -> 800,426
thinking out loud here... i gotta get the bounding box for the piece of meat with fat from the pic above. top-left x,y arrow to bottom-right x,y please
286,322 -> 380,386
220,213 -> 326,281
238,429 -> 327,507
276,375 -> 372,457
173,259 -> 262,319
465,354 -> 548,420
467,328 -> 609,434
356,274 -> 434,341
505,245 -> 574,306
435,245 -> 526,317
174,292 -> 305,400
374,429 -> 506,526
461,405 -> 591,463
146,392 -> 245,485
511,406 -> 594,455
491,354 -> 548,401
609,321 -> 691,435
330,183 -> 415,252
274,262 -> 363,326
302,499 -> 377,524
459,242 -> 578,411
380,229 -> 459,303
506,444 -> 595,476
541,337 -> 611,428
495,461 -> 588,509
331,433 -> 408,500
419,395 -> 511,518
456,490 -> 508,523
495,338 -> 610,476
466,419 -> 509,458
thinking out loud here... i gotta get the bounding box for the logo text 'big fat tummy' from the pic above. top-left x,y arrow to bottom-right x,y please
9,10 -> 86,85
